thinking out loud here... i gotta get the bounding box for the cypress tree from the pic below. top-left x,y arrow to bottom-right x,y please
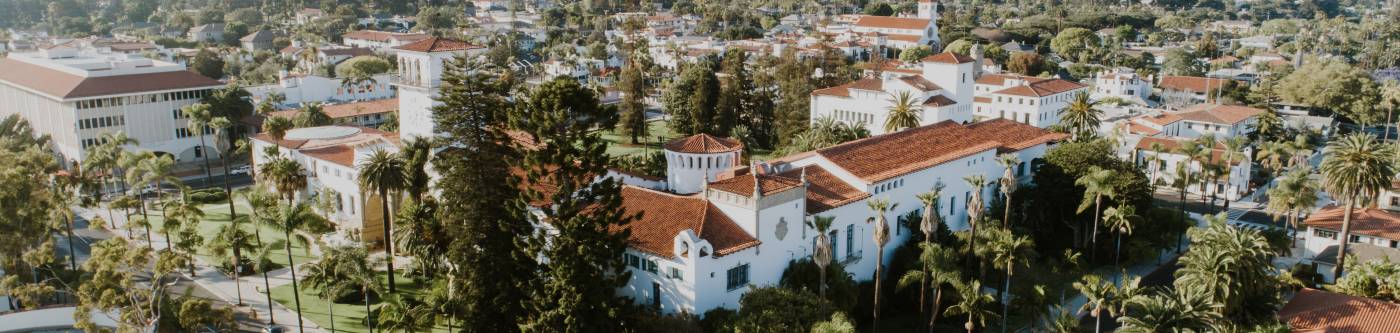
514,78 -> 636,332
431,57 -> 535,332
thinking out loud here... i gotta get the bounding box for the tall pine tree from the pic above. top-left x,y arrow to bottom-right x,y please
774,51 -> 814,146
664,64 -> 720,135
514,78 -> 636,332
431,57 -> 535,332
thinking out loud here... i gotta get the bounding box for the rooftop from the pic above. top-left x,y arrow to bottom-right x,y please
664,133 -> 743,154
853,16 -> 932,30
1159,75 -> 1236,93
817,119 -> 1067,182
1174,104 -> 1265,125
393,37 -> 482,53
0,55 -> 222,100
617,186 -> 760,258
1279,288 -> 1400,333
1305,206 -> 1400,240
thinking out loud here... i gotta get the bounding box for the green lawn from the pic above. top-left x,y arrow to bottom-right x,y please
136,199 -> 318,268
270,272 -> 452,333
599,119 -> 677,157
597,119 -> 776,160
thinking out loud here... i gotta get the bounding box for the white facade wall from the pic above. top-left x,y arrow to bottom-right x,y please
0,82 -> 219,165
1177,119 -> 1254,140
664,150 -> 741,194
1135,149 -> 1252,201
245,73 -> 396,106
1091,74 -> 1152,103
972,90 -> 1081,128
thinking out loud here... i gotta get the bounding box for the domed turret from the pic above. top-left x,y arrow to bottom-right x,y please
663,134 -> 743,194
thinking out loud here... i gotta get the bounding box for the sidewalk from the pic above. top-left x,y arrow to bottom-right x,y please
83,205 -> 326,333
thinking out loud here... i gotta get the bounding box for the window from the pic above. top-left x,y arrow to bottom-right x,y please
845,225 -> 854,257
645,260 -> 659,273
625,254 -> 641,268
1313,229 -> 1337,239
726,264 -> 750,290
1350,235 -> 1362,243
668,267 -> 684,280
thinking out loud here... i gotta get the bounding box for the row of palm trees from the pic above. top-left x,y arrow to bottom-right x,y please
800,151 -> 1035,332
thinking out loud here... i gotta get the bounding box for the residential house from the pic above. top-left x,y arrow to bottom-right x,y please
1279,288 -> 1400,332
809,51 -> 977,135
1301,207 -> 1400,282
1132,136 -> 1252,201
971,73 -> 1087,128
1171,104 -> 1264,140
240,30 -> 276,52
1090,68 -> 1153,106
1157,75 -> 1236,107
342,30 -> 431,51
250,125 -> 400,242
243,71 -> 396,106
188,23 -> 225,43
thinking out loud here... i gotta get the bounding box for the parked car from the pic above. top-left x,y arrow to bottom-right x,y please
230,165 -> 253,175
261,326 -> 285,333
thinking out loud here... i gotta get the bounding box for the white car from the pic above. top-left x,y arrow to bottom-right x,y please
230,165 -> 253,175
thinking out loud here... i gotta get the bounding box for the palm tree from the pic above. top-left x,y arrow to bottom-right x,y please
1043,305 -> 1080,333
293,103 -> 332,128
1319,133 -> 1396,278
1172,163 -> 1194,253
262,116 -> 294,150
1075,166 -> 1116,262
916,186 -> 944,243
207,215 -> 256,305
358,148 -> 408,293
1058,91 -> 1103,141
1115,286 -> 1221,333
49,180 -> 81,271
182,103 -> 217,187
259,156 -> 308,202
989,232 -> 1032,333
897,242 -> 957,333
1145,142 -> 1166,191
1075,274 -> 1117,333
1102,204 -> 1138,285
130,152 -> 180,212
1255,140 -> 1290,176
944,279 -> 998,333
261,202 -> 317,333
209,117 -> 238,219
303,243 -> 378,333
866,197 -> 896,331
963,174 -> 988,265
1380,80 -> 1400,146
400,137 -> 437,200
1218,136 -> 1248,210
250,238 -> 286,326
242,187 -> 281,326
1174,138 -> 1211,209
805,215 -> 836,298
375,294 -> 430,333
1285,134 -> 1314,169
1265,169 -> 1318,249
995,154 -> 1021,228
884,91 -> 921,132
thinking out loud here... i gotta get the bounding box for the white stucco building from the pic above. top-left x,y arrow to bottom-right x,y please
810,51 -> 977,135
826,0 -> 941,50
391,37 -> 486,139
245,71 -> 396,106
250,125 -> 400,243
1301,206 -> 1400,282
0,47 -> 224,166
615,119 -> 1066,314
1090,68 -> 1153,106
1132,136 -> 1252,201
341,30 -> 431,51
971,74 -> 1088,128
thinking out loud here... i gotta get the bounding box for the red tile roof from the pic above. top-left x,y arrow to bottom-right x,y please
884,34 -> 923,42
976,73 -> 1046,86
898,75 -> 941,91
1134,137 -> 1232,163
923,95 -> 957,106
319,47 -> 374,57
267,98 -> 398,120
993,79 -> 1087,97
393,37 -> 481,53
1137,113 -> 1183,126
922,51 -> 975,64
0,58 -> 223,100
709,173 -> 803,196
1159,75 -> 1235,93
777,165 -> 870,214
817,119 -> 1067,182
618,186 -> 760,257
663,133 -> 743,154
1304,206 -> 1400,240
301,144 -> 356,167
812,77 -> 886,98
1174,104 -> 1264,125
854,16 -> 932,30
1279,288 -> 1400,333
